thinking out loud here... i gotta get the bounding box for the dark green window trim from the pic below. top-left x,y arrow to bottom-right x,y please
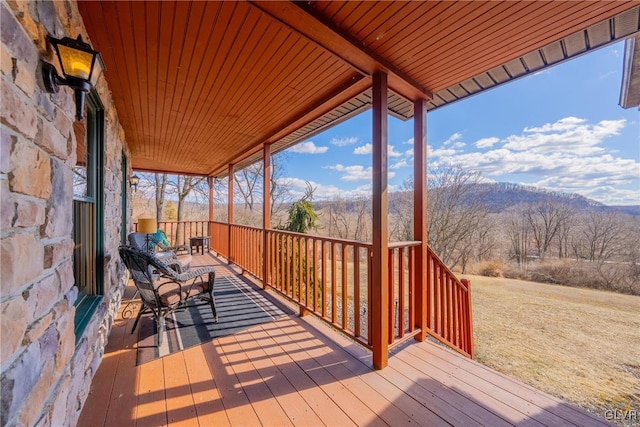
74,295 -> 101,342
74,89 -> 105,344
121,153 -> 128,245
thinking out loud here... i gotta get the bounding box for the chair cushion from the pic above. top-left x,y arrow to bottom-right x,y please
176,254 -> 192,270
158,281 -> 206,306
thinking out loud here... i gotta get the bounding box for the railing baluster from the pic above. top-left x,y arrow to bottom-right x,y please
331,242 -> 337,325
354,246 -> 360,338
305,237 -> 310,309
408,246 -> 415,333
388,248 -> 394,344
321,241 -> 327,319
398,247 -> 405,338
342,243 -> 348,330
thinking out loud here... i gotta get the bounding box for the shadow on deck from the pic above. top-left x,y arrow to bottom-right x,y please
78,253 -> 610,426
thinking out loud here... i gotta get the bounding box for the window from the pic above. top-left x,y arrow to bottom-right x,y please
73,90 -> 105,342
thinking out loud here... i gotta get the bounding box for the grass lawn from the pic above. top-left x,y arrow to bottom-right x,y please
465,274 -> 640,422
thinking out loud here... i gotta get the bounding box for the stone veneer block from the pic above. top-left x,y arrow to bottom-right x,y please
14,198 -> 45,228
0,297 -> 28,370
0,232 -> 44,295
9,139 -> 52,199
43,157 -> 72,238
43,238 -> 74,269
0,78 -> 39,140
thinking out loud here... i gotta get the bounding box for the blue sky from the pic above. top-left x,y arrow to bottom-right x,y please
280,42 -> 640,206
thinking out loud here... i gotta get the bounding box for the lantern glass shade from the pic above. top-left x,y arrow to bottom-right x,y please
89,51 -> 105,87
57,44 -> 93,80
138,218 -> 157,234
48,35 -> 105,85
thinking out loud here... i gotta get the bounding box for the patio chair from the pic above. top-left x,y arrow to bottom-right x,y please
118,246 -> 218,346
128,231 -> 192,272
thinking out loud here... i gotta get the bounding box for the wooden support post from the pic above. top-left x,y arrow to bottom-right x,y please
461,279 -> 474,359
371,71 -> 389,370
263,144 -> 271,289
228,164 -> 234,264
208,176 -> 214,239
414,98 -> 428,341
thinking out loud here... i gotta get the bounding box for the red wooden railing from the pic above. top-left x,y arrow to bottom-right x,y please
265,228 -> 373,348
134,220 -> 473,359
229,224 -> 263,277
210,221 -> 229,259
387,241 -> 421,347
426,246 -> 474,358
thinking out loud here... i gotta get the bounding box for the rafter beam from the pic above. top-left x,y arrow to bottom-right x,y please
250,1 -> 432,102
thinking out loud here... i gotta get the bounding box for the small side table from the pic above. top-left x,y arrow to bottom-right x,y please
190,236 -> 210,255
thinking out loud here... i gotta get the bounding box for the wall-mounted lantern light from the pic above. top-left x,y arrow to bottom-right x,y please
130,174 -> 140,192
42,34 -> 105,121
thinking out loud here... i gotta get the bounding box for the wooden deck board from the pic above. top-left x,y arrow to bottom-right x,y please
181,345 -> 230,426
248,324 -> 358,427
79,253 -> 610,427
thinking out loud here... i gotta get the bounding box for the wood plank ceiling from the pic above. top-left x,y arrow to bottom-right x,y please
77,1 -> 639,177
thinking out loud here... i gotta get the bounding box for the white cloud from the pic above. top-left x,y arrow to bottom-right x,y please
443,133 -> 462,146
533,69 -> 551,77
287,141 -> 328,154
403,137 -> 414,145
391,159 -> 409,169
326,164 -> 395,181
506,117 -> 625,155
354,143 -> 372,155
278,177 -> 372,200
475,137 -> 500,149
427,145 -> 462,158
405,148 -> 414,157
598,70 -> 616,80
353,143 -> 402,157
428,117 -> 638,205
326,164 -> 371,181
388,145 -> 402,157
330,136 -> 359,146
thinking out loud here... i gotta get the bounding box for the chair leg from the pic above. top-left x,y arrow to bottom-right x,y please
208,290 -> 218,322
131,305 -> 147,334
156,314 -> 164,347
207,271 -> 218,322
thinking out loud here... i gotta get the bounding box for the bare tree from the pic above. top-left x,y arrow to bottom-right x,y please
504,208 -> 530,267
523,200 -> 573,259
234,163 -> 262,211
155,173 -> 168,221
231,152 -> 292,220
326,196 -> 371,241
170,176 -> 206,222
573,210 -> 625,262
389,179 -> 413,242
270,153 -> 292,218
426,164 -> 490,268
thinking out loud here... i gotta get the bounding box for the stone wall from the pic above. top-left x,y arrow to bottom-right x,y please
1,1 -> 130,425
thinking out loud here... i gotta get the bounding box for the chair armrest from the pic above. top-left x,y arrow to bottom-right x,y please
174,266 -> 215,282
169,244 -> 192,255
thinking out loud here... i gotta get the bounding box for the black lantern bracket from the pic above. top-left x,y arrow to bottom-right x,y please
42,34 -> 105,121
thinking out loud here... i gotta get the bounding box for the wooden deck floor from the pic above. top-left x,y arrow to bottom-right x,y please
78,254 -> 610,427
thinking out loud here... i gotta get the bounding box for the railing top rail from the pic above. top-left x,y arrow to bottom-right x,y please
428,246 -> 470,292
266,228 -> 373,248
134,220 -> 208,224
388,240 -> 421,249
